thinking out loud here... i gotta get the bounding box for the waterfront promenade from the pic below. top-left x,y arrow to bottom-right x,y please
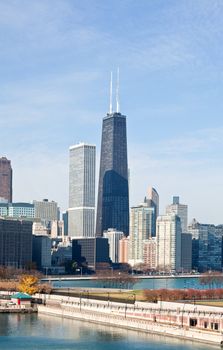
37,293 -> 223,346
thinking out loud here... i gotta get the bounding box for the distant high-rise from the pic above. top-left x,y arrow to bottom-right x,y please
0,218 -> 32,268
128,202 -> 155,266
147,186 -> 159,216
146,186 -> 159,236
33,199 -> 59,222
96,72 -> 129,236
166,196 -> 188,233
68,143 -> 96,237
0,157 -> 12,203
156,214 -> 182,272
103,228 -> 124,263
119,236 -> 129,263
188,219 -> 222,272
0,202 -> 35,218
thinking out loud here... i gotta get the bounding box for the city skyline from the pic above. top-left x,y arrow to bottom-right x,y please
1,1 -> 223,224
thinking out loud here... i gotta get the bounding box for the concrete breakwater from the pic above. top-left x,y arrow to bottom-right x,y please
37,293 -> 223,346
0,307 -> 36,313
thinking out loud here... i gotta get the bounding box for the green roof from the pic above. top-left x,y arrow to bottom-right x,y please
11,292 -> 32,300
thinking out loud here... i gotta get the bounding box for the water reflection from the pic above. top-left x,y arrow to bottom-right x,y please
0,313 -> 218,350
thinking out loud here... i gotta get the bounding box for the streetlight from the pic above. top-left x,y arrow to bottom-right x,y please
181,303 -> 185,328
133,293 -> 136,311
79,291 -> 82,311
124,303 -> 127,318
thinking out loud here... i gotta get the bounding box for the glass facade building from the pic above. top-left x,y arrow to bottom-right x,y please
188,219 -> 222,272
72,237 -> 109,269
0,202 -> 34,218
96,112 -> 129,236
0,219 -> 32,268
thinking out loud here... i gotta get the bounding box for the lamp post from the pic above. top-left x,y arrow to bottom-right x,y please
133,293 -> 136,311
181,302 -> 186,328
124,303 -> 127,318
79,291 -> 82,311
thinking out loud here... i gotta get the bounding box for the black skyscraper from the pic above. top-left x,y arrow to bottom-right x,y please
96,111 -> 129,236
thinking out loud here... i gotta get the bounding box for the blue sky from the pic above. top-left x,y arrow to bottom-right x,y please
1,0 -> 223,224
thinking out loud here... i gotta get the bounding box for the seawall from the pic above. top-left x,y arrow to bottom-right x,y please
37,294 -> 223,346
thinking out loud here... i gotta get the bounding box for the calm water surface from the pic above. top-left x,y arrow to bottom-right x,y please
0,313 -> 217,350
52,276 -> 219,290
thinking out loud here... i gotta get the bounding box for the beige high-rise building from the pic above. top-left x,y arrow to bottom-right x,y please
0,157 -> 12,203
143,238 -> 157,269
33,199 -> 59,222
51,220 -> 64,239
156,214 -> 182,272
129,203 -> 155,266
119,236 -> 129,263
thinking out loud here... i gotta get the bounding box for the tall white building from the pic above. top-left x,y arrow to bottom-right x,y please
68,143 -> 96,237
166,196 -> 188,233
156,214 -> 182,272
103,228 -> 124,263
129,202 -> 155,266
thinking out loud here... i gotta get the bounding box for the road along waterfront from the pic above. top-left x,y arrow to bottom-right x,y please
37,293 -> 223,347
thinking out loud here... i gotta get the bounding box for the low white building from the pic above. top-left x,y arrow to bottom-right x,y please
103,228 -> 124,263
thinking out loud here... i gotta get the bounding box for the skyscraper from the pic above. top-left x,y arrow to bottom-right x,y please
145,186 -> 159,237
0,218 -> 32,268
128,202 -> 155,266
156,214 -> 182,272
0,157 -> 12,203
68,143 -> 96,237
166,196 -> 188,233
103,228 -> 124,263
147,186 -> 159,217
96,72 -> 129,236
188,219 -> 222,272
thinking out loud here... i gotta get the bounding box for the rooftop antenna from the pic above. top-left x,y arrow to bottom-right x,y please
109,71 -> 113,114
116,67 -> 120,113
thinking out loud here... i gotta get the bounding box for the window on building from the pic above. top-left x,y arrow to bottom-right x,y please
189,318 -> 197,327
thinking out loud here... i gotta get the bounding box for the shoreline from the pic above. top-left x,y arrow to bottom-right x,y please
37,293 -> 223,347
41,274 -> 201,282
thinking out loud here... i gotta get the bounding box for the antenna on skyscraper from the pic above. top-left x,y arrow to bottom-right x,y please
116,67 -> 120,113
109,71 -> 113,114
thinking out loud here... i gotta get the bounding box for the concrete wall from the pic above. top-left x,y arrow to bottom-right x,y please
37,294 -> 223,346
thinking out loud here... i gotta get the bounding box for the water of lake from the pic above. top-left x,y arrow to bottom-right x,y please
52,276 -> 219,290
0,313 -> 216,350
